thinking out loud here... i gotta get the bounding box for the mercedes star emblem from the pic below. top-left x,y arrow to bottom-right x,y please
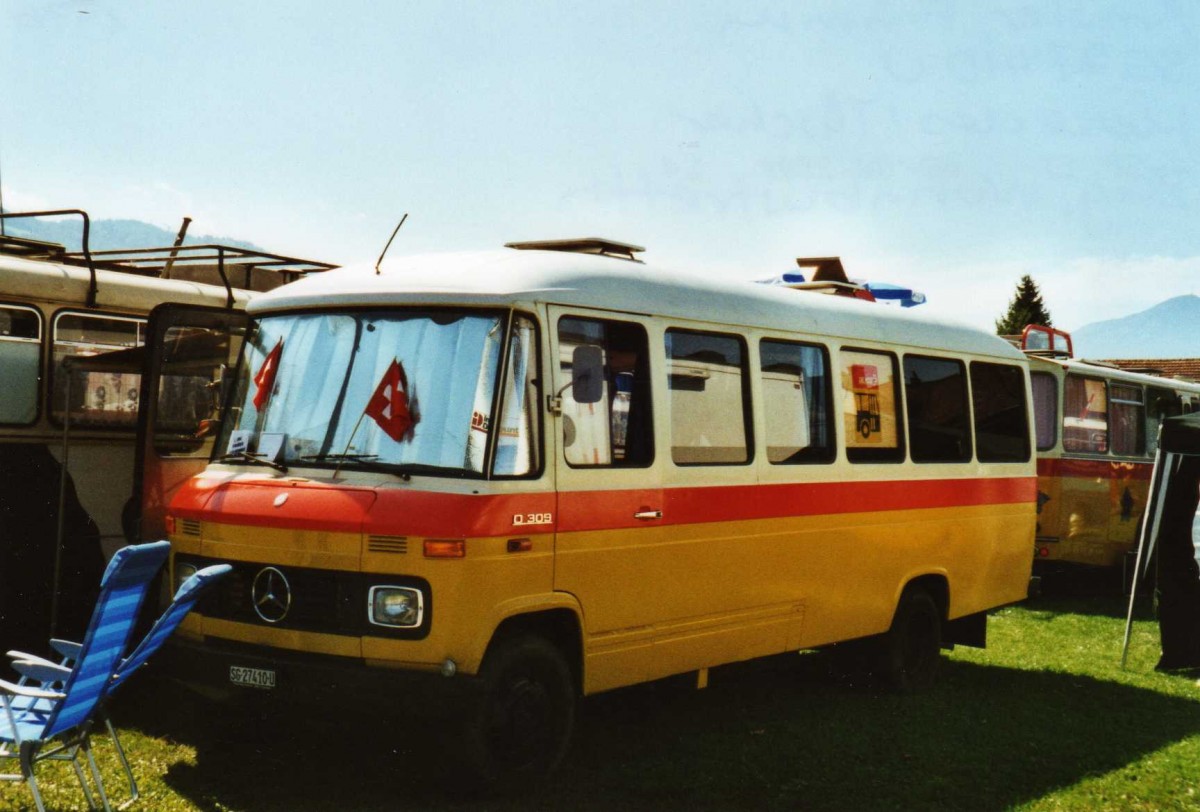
251,566 -> 292,623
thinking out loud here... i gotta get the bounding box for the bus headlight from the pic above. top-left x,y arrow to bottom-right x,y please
174,561 -> 199,593
369,586 -> 424,628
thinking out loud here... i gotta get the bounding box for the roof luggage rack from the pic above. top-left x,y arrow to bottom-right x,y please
505,237 -> 645,263
0,233 -> 69,260
0,209 -> 336,308
796,256 -> 850,283
761,256 -> 876,302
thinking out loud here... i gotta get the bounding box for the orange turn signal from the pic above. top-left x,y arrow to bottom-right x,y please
165,515 -> 177,535
424,538 -> 466,558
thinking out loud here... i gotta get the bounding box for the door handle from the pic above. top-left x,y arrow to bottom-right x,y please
634,510 -> 663,521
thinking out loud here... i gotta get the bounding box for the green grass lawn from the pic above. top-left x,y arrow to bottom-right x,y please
3,592 -> 1198,811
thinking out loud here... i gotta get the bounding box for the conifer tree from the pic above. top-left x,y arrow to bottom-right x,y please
995,275 -> 1053,335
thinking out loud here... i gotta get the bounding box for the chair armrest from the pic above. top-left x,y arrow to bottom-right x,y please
50,639 -> 82,660
11,660 -> 72,683
6,651 -> 59,670
0,677 -> 65,700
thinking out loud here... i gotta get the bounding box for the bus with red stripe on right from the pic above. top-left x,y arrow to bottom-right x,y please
1021,325 -> 1200,575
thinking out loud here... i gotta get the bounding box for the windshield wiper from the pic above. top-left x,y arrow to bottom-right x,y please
299,453 -> 399,475
215,450 -> 288,473
387,462 -> 475,479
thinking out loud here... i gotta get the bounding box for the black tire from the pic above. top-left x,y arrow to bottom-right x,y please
879,588 -> 942,693
456,634 -> 575,794
858,418 -> 872,439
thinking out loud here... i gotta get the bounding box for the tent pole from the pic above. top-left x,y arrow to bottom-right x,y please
50,366 -> 73,639
1121,447 -> 1169,668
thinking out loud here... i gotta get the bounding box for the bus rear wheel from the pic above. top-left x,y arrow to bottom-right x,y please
879,588 -> 942,693
457,633 -> 575,793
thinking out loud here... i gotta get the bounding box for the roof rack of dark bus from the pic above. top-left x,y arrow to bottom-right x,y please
0,208 -> 337,308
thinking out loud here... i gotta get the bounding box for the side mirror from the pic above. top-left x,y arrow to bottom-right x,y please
572,345 -> 605,404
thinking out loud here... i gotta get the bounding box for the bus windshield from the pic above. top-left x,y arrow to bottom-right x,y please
216,309 -> 508,476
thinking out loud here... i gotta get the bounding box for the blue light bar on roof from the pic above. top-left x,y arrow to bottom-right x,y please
864,282 -> 927,308
754,272 -> 807,285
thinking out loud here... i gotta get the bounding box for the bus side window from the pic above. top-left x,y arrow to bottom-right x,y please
492,315 -> 541,477
666,329 -> 752,466
1063,374 -> 1108,454
903,355 -> 972,463
153,325 -> 245,457
1030,372 -> 1058,451
1110,383 -> 1145,457
557,317 -> 653,468
840,348 -> 904,463
51,312 -> 146,429
1147,387 -> 1181,456
970,362 -> 1031,463
759,339 -> 833,464
0,304 -> 42,425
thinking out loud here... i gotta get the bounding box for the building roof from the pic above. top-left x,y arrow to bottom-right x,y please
1099,358 -> 1200,382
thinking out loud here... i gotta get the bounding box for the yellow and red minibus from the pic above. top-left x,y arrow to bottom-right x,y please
1021,325 -> 1200,574
163,239 -> 1037,786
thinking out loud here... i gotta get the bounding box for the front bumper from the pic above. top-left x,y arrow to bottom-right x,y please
159,634 -> 484,719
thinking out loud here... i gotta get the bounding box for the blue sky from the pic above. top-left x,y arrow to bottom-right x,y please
2,1 -> 1198,336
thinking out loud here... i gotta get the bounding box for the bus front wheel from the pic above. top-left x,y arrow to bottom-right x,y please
457,633 -> 575,793
879,588 -> 942,693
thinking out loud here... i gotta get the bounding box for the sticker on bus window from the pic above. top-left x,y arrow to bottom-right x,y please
841,353 -> 898,450
851,364 -> 879,391
227,430 -> 251,455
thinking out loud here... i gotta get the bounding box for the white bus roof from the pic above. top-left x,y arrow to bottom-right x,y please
0,252 -> 255,312
248,248 -> 1026,361
1027,354 -> 1200,392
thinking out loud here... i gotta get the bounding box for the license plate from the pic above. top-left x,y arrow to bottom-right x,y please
229,665 -> 276,689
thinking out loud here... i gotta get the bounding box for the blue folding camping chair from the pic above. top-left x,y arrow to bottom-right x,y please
0,540 -> 170,812
9,561 -> 231,804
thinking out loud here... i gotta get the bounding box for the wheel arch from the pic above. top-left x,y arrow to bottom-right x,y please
482,606 -> 584,696
896,573 -> 950,623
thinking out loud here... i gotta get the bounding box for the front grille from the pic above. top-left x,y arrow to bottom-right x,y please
178,555 -> 431,640
203,564 -> 355,630
368,535 -> 409,554
179,519 -> 202,537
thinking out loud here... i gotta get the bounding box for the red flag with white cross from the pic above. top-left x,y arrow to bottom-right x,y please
365,358 -> 417,442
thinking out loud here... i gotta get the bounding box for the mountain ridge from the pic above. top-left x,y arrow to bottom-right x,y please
1072,295 -> 1200,360
0,215 -> 259,253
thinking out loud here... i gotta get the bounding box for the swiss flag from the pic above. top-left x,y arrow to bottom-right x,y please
252,339 -> 283,411
366,359 -> 417,442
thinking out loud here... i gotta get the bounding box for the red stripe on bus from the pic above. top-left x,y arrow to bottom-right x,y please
558,476 -> 1037,533
369,490 -> 558,538
172,476 -> 1036,538
172,479 -> 557,537
1037,457 -> 1152,481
